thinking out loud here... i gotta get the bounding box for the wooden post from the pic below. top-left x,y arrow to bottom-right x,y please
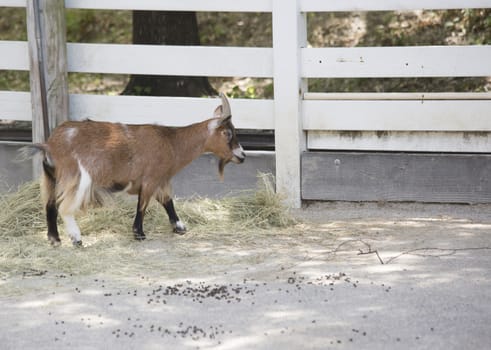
26,0 -> 68,177
272,0 -> 306,208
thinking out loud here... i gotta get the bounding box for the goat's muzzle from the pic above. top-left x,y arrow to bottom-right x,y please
232,146 -> 246,164
232,153 -> 246,164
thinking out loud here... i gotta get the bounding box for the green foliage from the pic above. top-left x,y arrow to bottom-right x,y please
198,12 -> 272,47
0,9 -> 490,97
131,85 -> 153,96
0,71 -> 29,92
307,9 -> 491,93
65,9 -> 131,43
0,8 -> 26,41
229,85 -> 257,99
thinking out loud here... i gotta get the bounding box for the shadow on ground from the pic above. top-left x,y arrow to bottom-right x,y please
1,202 -> 490,349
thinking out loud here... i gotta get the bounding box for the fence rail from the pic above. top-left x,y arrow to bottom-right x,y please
2,0 -> 273,11
302,46 -> 491,78
70,95 -> 274,129
5,0 -> 490,12
304,92 -> 491,100
68,44 -> 273,77
1,0 -> 491,206
0,91 -> 31,121
303,100 -> 491,131
300,0 -> 491,11
0,41 -> 28,70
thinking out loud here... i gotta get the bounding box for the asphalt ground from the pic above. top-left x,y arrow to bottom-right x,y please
1,202 -> 490,349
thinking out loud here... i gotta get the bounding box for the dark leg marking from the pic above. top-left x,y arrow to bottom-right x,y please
42,159 -> 55,180
132,193 -> 146,241
46,200 -> 61,245
162,199 -> 186,234
43,160 -> 61,245
163,199 -> 179,224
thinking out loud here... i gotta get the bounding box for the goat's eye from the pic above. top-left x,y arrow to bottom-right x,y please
223,129 -> 232,142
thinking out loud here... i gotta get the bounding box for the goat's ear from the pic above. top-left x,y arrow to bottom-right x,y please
219,116 -> 232,128
208,114 -> 231,132
214,92 -> 232,119
213,105 -> 223,118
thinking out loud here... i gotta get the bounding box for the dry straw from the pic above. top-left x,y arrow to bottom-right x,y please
0,173 -> 295,281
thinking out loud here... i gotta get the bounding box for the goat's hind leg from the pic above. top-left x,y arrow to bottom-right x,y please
61,215 -> 83,247
58,195 -> 83,247
41,160 -> 61,246
57,163 -> 92,247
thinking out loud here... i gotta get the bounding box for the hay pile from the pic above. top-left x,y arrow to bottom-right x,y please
0,174 -> 295,281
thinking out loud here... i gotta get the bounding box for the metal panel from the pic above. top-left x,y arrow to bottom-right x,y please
302,152 -> 491,203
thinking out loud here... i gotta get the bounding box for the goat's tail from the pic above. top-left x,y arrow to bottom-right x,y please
16,143 -> 55,166
13,143 -> 57,212
18,144 -> 105,213
17,144 -> 58,208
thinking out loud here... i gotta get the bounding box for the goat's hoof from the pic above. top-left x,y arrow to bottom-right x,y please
134,234 -> 146,241
73,240 -> 83,248
173,221 -> 187,235
48,235 -> 61,247
173,227 -> 187,235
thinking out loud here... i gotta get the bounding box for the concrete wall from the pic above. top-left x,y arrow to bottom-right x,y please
0,144 -> 276,197
173,151 -> 275,198
0,144 -> 33,193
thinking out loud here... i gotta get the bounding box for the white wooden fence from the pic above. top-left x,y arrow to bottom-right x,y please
1,0 -> 491,207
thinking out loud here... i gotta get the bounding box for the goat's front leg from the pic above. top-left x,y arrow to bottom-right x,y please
133,192 -> 147,240
161,198 -> 186,234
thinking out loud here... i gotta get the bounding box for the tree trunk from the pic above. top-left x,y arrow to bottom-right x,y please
122,11 -> 216,97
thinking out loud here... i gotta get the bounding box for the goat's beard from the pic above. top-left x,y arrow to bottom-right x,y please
218,158 -> 229,181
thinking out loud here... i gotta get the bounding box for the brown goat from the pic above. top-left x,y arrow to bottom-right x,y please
33,93 -> 245,246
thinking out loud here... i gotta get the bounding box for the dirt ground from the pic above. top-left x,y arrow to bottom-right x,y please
1,202 -> 490,349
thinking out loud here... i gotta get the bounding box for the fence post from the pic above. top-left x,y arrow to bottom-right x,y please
26,0 -> 68,177
272,0 -> 306,208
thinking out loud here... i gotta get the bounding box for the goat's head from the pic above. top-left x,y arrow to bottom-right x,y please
206,93 -> 246,180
